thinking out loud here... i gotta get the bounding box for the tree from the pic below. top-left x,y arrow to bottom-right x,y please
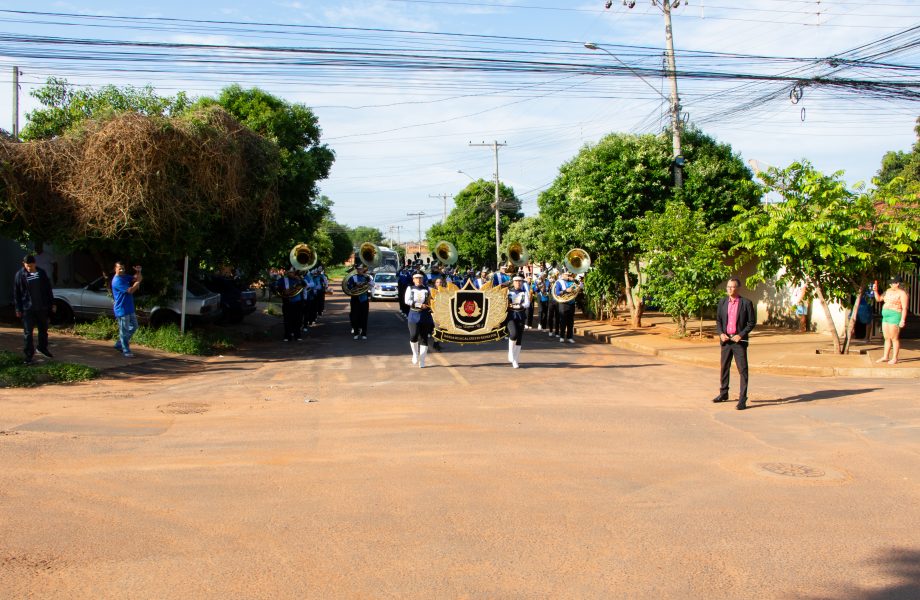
504,216 -> 550,264
876,117 -> 920,187
349,226 -> 384,247
732,161 -> 920,354
197,85 -> 335,258
539,128 -> 758,326
322,219 -> 355,265
637,201 -> 728,336
21,77 -> 191,141
426,179 -> 522,270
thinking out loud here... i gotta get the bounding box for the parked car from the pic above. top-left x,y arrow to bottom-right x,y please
198,274 -> 258,324
369,272 -> 399,301
52,276 -> 222,328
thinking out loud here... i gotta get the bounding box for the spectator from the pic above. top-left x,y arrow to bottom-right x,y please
13,254 -> 55,364
112,261 -> 142,358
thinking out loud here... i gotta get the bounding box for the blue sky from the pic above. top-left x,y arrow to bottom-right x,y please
1,1 -> 918,240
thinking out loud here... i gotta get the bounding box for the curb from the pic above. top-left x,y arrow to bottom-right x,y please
575,324 -> 920,379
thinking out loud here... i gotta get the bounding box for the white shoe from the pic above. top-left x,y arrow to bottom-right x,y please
353,335 -> 360,340
537,325 -> 542,330
419,345 -> 428,368
567,338 -> 575,344
361,335 -> 367,340
507,339 -> 515,363
559,337 -> 564,342
512,345 -> 521,368
410,341 -> 419,365
547,331 -> 553,337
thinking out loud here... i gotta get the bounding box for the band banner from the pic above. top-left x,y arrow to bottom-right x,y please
431,280 -> 508,344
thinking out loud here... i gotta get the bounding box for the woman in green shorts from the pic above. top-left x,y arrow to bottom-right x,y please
873,276 -> 909,365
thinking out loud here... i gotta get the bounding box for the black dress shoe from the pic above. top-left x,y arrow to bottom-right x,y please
736,400 -> 748,410
712,396 -> 728,403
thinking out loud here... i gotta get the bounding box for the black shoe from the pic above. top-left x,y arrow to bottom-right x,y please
712,395 -> 728,403
36,348 -> 53,359
736,400 -> 748,410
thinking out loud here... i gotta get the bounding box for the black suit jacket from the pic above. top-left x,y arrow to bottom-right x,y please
716,295 -> 756,342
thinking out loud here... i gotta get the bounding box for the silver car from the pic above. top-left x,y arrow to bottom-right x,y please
369,272 -> 399,301
52,277 -> 222,328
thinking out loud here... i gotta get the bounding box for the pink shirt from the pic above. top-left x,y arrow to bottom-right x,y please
726,296 -> 739,335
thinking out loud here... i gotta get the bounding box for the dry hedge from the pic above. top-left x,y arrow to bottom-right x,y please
0,106 -> 280,248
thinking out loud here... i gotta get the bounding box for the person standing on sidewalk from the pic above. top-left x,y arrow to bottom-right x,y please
713,276 -> 756,410
13,254 -> 56,364
111,261 -> 142,358
874,276 -> 910,365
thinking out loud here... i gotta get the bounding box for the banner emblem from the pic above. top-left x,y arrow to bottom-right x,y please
432,280 -> 507,344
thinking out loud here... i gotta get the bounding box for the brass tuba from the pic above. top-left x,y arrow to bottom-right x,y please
507,242 -> 529,267
563,248 -> 591,274
433,240 -> 458,266
552,249 -> 591,302
340,242 -> 378,296
290,243 -> 317,271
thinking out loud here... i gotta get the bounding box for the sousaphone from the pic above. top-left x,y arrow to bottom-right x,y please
341,242 -> 379,296
434,240 -> 458,266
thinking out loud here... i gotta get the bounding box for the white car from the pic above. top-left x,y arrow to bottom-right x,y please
369,272 -> 399,301
52,276 -> 222,328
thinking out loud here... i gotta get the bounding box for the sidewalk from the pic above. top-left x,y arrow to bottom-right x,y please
574,312 -> 920,379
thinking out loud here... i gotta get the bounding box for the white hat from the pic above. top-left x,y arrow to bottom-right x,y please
512,275 -> 524,282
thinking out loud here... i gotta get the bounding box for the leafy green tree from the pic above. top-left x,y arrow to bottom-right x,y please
322,219 -> 355,265
349,226 -> 384,247
876,117 -> 920,187
504,215 -> 550,264
637,201 -> 728,336
197,85 -> 335,256
733,161 -> 920,353
427,179 -> 522,270
21,77 -> 191,141
539,128 -> 758,326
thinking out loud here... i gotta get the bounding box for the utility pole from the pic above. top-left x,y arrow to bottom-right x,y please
469,140 -> 507,268
429,193 -> 453,223
12,66 -> 20,139
614,0 -> 684,187
407,212 -> 425,257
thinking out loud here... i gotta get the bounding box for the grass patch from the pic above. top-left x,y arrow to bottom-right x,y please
0,351 -> 98,387
73,316 -> 238,356
325,265 -> 350,279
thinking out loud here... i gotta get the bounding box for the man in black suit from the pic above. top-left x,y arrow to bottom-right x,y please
713,276 -> 756,410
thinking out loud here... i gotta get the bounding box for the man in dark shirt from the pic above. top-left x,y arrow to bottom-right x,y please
13,254 -> 55,364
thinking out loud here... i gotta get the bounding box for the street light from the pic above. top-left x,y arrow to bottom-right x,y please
585,38 -> 684,187
457,169 -> 476,181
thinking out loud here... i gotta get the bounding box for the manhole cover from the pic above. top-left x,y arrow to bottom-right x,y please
758,462 -> 826,478
158,402 -> 209,415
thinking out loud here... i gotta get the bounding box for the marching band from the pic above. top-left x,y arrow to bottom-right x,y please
270,241 -> 590,368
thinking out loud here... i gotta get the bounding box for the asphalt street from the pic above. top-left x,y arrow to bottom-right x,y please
1,295 -> 918,599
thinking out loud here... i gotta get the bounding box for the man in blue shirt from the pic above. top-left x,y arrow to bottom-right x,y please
111,261 -> 142,358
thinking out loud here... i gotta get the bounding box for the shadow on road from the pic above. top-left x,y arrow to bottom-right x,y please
805,547 -> 920,600
749,387 -> 881,408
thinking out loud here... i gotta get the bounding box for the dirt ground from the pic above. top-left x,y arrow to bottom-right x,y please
1,295 -> 919,599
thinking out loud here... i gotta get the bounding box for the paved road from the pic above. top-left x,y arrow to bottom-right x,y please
1,295 -> 918,599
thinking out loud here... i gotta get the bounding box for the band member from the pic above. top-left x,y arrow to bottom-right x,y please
535,274 -> 550,330
547,270 -> 559,337
525,273 -> 536,329
475,268 -> 490,289
506,275 -> 531,368
347,264 -> 371,339
492,266 -> 511,287
301,268 -> 317,331
316,266 -> 328,318
554,271 -> 578,343
272,267 -> 304,342
430,276 -> 446,352
405,272 -> 434,367
397,260 -> 413,316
